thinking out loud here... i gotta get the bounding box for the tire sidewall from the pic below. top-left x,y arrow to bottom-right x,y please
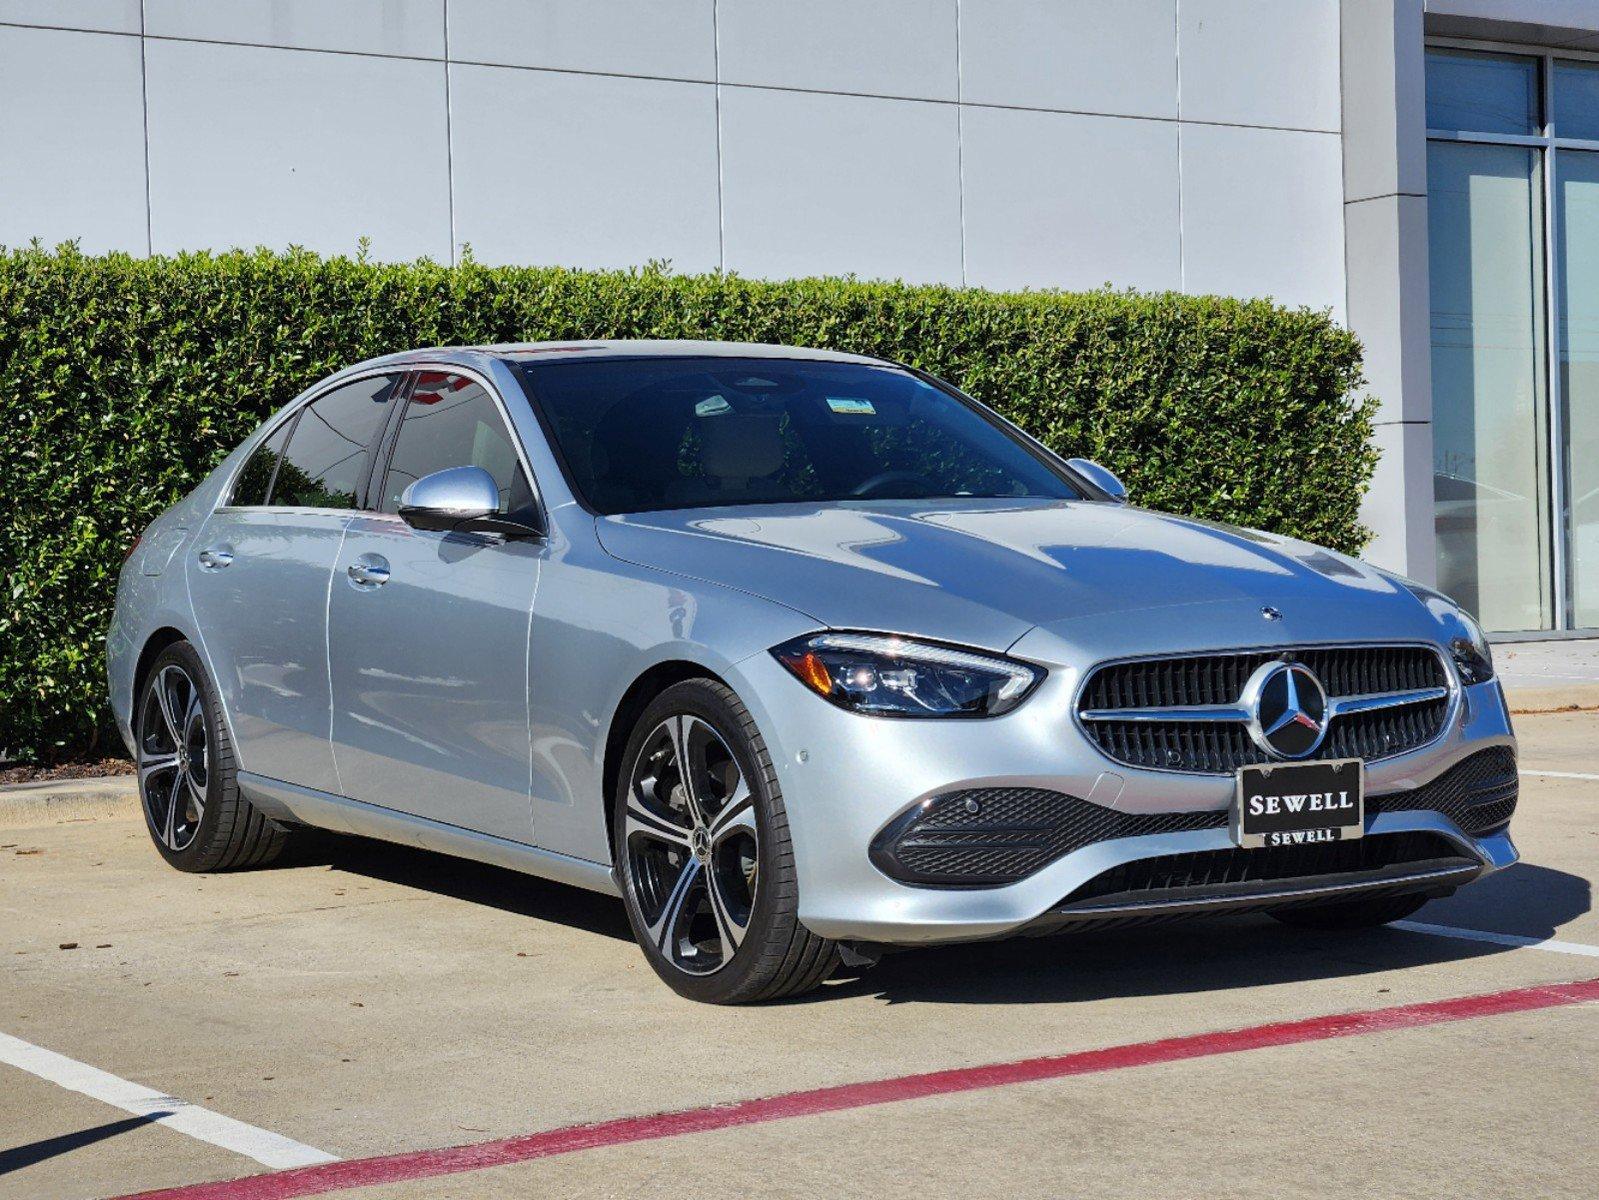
135,641 -> 228,870
612,680 -> 788,1003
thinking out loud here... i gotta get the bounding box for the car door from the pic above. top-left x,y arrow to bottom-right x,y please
187,372 -> 402,794
326,368 -> 544,843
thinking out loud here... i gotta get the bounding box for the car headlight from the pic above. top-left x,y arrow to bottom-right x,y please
771,632 -> 1043,718
1449,608 -> 1495,685
1398,579 -> 1494,684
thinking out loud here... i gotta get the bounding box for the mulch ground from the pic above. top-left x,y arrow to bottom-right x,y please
0,757 -> 135,785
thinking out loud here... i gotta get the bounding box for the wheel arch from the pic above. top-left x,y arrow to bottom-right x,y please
601,660 -> 732,851
132,626 -> 190,720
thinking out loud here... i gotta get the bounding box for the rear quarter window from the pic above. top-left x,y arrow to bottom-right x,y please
229,420 -> 291,506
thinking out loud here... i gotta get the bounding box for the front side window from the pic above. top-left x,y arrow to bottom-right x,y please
512,357 -> 1080,515
272,374 -> 400,509
379,371 -> 536,520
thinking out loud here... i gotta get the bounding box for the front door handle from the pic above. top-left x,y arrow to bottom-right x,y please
196,545 -> 234,570
346,554 -> 391,588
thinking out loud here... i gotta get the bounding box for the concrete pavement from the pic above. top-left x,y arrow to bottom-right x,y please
1,710 -> 1595,1199
1496,637 -> 1599,711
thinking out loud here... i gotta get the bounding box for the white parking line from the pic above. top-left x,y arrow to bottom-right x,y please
0,1030 -> 338,1169
1518,768 -> 1599,781
1392,920 -> 1599,959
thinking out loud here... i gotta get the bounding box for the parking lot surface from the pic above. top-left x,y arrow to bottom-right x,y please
3,711 -> 1596,1199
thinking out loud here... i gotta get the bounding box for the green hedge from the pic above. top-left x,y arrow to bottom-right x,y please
0,245 -> 1376,761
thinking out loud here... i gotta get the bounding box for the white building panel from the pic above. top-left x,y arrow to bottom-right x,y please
962,106 -> 1181,293
0,26 -> 146,253
958,0 -> 1177,119
450,65 -> 721,272
145,39 -> 451,261
719,87 -> 962,284
717,0 -> 957,101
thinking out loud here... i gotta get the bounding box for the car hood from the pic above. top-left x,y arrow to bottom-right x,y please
595,499 -> 1423,654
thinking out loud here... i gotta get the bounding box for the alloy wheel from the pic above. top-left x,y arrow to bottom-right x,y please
623,714 -> 759,976
138,664 -> 209,853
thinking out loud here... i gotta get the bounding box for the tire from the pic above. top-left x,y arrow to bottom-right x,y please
134,640 -> 290,872
612,678 -> 840,1004
1269,891 -> 1429,930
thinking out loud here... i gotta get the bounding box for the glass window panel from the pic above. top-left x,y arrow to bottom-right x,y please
230,419 -> 291,506
1558,151 -> 1599,627
274,374 -> 399,509
1426,49 -> 1540,135
1428,140 -> 1553,631
514,357 -> 1080,515
380,372 -> 535,521
1555,60 -> 1599,141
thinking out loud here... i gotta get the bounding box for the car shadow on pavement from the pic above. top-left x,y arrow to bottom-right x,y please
1416,860 -> 1593,939
813,861 -> 1591,1007
0,1113 -> 168,1176
262,834 -> 1588,1006
274,831 -> 636,942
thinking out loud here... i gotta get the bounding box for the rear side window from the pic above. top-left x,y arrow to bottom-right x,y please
379,371 -> 535,520
230,419 -> 291,506
272,374 -> 400,509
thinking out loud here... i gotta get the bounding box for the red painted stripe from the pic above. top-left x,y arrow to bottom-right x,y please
115,978 -> 1599,1200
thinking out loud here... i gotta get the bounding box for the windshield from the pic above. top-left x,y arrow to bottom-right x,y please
512,356 -> 1081,515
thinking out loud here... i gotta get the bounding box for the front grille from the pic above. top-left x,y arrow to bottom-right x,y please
1079,645 -> 1451,774
872,748 -> 1514,888
1058,831 -> 1468,908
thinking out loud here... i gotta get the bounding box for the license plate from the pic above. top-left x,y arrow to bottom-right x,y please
1232,759 -> 1364,849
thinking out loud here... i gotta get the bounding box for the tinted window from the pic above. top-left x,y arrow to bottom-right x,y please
230,419 -> 291,506
1555,60 -> 1599,140
273,375 -> 399,509
513,357 -> 1079,515
379,371 -> 535,519
1425,49 -> 1539,135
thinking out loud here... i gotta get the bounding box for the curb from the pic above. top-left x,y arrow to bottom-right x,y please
0,776 -> 137,828
1503,683 -> 1599,714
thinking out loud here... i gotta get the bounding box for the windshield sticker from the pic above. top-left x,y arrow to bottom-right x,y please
826,397 -> 876,416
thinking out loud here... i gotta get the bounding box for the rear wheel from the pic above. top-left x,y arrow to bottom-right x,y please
613,679 -> 840,1004
136,640 -> 289,872
1269,891 -> 1429,930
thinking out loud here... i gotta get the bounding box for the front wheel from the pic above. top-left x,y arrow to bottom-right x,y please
613,679 -> 840,1004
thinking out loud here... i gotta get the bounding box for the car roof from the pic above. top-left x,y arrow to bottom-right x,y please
348,340 -> 891,374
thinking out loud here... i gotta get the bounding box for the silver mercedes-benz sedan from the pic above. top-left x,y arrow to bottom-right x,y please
108,341 -> 1518,1003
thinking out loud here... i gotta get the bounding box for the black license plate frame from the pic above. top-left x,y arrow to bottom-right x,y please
1232,758 -> 1365,849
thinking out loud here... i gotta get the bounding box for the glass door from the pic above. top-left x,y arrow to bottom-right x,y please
1424,45 -> 1599,633
1426,138 -> 1554,630
1558,150 -> 1599,627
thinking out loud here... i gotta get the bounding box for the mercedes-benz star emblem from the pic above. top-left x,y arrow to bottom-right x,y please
1244,661 -> 1329,759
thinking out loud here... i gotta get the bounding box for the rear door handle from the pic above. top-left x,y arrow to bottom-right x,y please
196,545 -> 234,570
346,554 -> 391,588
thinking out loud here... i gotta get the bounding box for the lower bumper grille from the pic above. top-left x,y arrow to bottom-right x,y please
1057,831 -> 1468,909
1368,745 -> 1517,835
871,747 -> 1516,888
869,787 -> 1224,887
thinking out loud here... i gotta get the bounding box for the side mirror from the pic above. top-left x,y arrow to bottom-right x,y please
1066,457 -> 1128,503
398,466 -> 542,539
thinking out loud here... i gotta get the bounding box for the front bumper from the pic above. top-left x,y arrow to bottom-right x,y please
730,644 -> 1517,946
